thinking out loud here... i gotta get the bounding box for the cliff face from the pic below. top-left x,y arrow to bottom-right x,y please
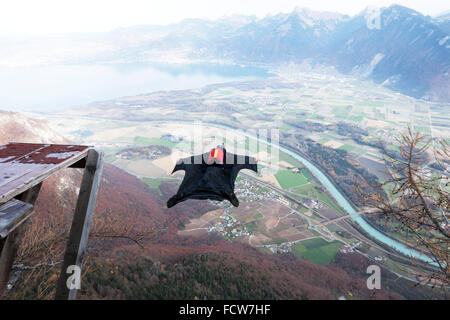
0,111 -> 68,145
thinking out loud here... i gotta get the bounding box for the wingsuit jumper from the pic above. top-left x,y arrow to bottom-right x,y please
167,144 -> 258,208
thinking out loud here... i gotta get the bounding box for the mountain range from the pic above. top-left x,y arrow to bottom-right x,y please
151,5 -> 449,101
0,5 -> 448,102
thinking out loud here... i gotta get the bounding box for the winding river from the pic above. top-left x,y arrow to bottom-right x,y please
203,122 -> 433,264
40,113 -> 433,264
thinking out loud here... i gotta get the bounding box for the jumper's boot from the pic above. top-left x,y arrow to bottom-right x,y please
167,194 -> 182,208
228,192 -> 239,207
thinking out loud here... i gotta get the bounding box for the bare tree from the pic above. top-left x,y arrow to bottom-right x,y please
356,127 -> 449,288
4,204 -> 156,299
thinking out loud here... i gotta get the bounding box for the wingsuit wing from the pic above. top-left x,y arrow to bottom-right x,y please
227,153 -> 258,181
171,158 -> 186,174
235,155 -> 258,173
171,152 -> 209,174
168,154 -> 209,208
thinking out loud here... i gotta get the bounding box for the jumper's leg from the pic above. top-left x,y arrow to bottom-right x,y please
0,183 -> 42,296
55,149 -> 104,300
228,192 -> 240,207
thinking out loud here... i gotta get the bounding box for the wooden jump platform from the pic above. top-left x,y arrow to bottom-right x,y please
0,143 -> 104,300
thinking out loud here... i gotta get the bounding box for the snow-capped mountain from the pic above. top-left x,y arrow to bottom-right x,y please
320,5 -> 450,100
433,10 -> 450,33
0,5 -> 448,101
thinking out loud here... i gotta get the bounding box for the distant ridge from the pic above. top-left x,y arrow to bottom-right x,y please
0,5 -> 448,101
103,5 -> 450,101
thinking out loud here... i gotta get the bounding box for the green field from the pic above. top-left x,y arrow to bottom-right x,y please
254,212 -> 263,219
134,136 -> 151,145
291,238 -> 342,265
141,177 -> 164,195
217,90 -> 233,95
347,114 -> 364,122
301,169 -> 313,180
245,221 -> 258,232
414,125 -> 431,134
275,170 -> 309,189
290,177 -> 345,215
297,206 -> 309,213
133,136 -> 178,148
317,138 -> 329,144
148,138 -> 177,148
278,152 -> 304,168
355,101 -> 385,107
291,182 -> 317,195
255,187 -> 269,194
318,193 -> 346,215
280,124 -> 293,132
337,144 -> 356,152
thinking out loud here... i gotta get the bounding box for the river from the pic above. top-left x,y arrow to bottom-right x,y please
201,122 -> 434,264
36,114 -> 434,264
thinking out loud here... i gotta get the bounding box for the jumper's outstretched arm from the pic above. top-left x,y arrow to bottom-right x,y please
231,155 -> 258,181
171,160 -> 186,174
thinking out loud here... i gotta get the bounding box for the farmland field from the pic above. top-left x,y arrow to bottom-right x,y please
291,238 -> 342,265
275,170 -> 309,189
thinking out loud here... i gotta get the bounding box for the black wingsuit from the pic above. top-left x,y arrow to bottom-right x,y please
167,151 -> 258,208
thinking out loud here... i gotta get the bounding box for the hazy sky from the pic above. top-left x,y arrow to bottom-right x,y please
0,0 -> 447,35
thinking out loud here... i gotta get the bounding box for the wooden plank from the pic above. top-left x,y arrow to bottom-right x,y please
0,144 -> 90,204
0,199 -> 34,238
0,183 -> 42,294
0,143 -> 48,163
0,144 -> 89,200
55,149 -> 104,300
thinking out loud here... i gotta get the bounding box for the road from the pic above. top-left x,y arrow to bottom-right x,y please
315,208 -> 379,227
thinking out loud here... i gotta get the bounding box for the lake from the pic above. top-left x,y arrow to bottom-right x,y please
0,63 -> 272,112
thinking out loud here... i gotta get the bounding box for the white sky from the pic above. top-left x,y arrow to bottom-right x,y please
0,0 -> 447,35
